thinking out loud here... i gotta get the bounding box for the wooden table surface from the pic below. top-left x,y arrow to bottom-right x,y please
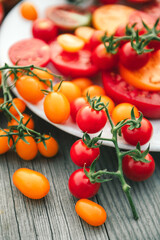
0,109 -> 160,240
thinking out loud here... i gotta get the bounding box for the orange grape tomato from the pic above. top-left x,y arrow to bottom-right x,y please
8,113 -> 34,130
0,97 -> 4,112
71,78 -> 93,92
112,103 -> 139,125
75,26 -> 95,43
44,92 -> 70,124
119,50 -> 160,91
32,68 -> 54,87
98,95 -> 115,114
57,34 -> 85,52
92,4 -> 134,35
0,129 -> 13,154
13,168 -> 50,199
15,135 -> 38,160
38,135 -> 59,158
75,199 -> 107,226
82,85 -> 105,98
53,81 -> 81,103
16,75 -> 44,104
20,2 -> 38,21
8,98 -> 26,116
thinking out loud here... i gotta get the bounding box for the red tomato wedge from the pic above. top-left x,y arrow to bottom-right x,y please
102,72 -> 160,119
0,3 -> 4,24
8,38 -> 50,67
50,41 -> 98,77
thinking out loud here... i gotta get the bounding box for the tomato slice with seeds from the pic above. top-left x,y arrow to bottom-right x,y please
50,41 -> 98,77
8,38 -> 50,67
102,71 -> 160,119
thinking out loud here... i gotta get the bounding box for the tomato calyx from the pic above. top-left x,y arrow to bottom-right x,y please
82,132 -> 102,148
102,18 -> 160,54
87,94 -> 107,111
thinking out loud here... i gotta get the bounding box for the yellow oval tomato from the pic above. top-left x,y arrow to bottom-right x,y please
75,26 -> 95,43
57,34 -> 85,52
83,85 -> 105,98
44,92 -> 70,124
8,98 -> 26,116
13,168 -> 50,199
0,129 -> 13,154
71,77 -> 93,92
75,199 -> 107,226
53,81 -> 81,103
32,68 -> 54,88
97,95 -> 115,114
112,103 -> 139,125
8,113 -> 35,130
20,2 -> 38,21
38,135 -> 59,158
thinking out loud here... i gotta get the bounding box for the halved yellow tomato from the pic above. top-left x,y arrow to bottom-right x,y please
75,26 -> 95,43
57,34 -> 85,52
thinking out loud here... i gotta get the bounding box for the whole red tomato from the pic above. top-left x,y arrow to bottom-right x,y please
76,105 -> 107,133
121,117 -> 153,146
122,153 -> 155,181
91,43 -> 118,71
70,97 -> 87,122
68,168 -> 100,198
119,42 -> 151,70
89,30 -> 105,50
70,139 -> 100,167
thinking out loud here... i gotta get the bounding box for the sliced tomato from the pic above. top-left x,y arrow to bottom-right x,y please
119,50 -> 160,91
45,5 -> 91,31
50,41 -> 98,77
8,38 -> 50,67
102,71 -> 160,119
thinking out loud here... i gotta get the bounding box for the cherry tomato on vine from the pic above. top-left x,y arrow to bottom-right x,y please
53,81 -> 81,103
38,135 -> 59,158
70,97 -> 88,122
75,26 -> 95,44
0,129 -> 13,154
122,153 -> 155,181
91,43 -> 118,71
13,168 -> 50,199
20,2 -> 38,21
75,199 -> 107,226
70,139 -> 100,167
76,105 -> 107,133
44,92 -> 70,124
89,30 -> 105,50
15,135 -> 38,160
119,42 -> 151,70
68,168 -> 100,199
121,117 -> 153,146
97,95 -> 115,115
16,75 -> 44,104
8,98 -> 26,116
111,103 -> 139,125
0,97 -> 4,112
32,18 -> 58,42
8,113 -> 34,130
32,68 -> 54,88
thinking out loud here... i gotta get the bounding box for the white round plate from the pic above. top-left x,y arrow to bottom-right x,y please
0,0 -> 159,151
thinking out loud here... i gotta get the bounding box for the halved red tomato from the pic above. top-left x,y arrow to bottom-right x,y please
45,5 -> 91,31
50,41 -> 98,77
102,72 -> 160,119
8,38 -> 50,67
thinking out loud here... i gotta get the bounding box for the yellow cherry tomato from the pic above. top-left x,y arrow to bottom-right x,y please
71,77 -> 93,92
112,103 -> 139,125
75,199 -> 107,226
97,95 -> 115,114
75,26 -> 95,43
20,2 -> 38,21
57,34 -> 85,52
83,85 -> 105,98
13,168 -> 50,199
53,81 -> 81,103
38,135 -> 59,158
0,129 -> 13,154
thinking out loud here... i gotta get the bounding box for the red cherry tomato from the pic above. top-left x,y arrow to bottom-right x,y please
70,97 -> 88,122
99,0 -> 118,4
122,153 -> 155,181
68,168 -> 100,199
121,117 -> 153,146
102,72 -> 160,119
32,18 -> 58,43
119,42 -> 151,70
91,43 -> 118,71
76,105 -> 107,134
50,41 -> 98,78
70,139 -> 100,167
89,30 -> 105,50
9,38 -> 50,67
